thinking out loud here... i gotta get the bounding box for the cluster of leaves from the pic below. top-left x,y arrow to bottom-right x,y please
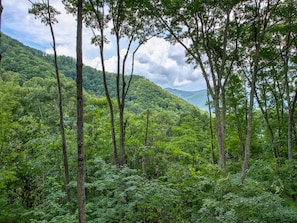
198,174 -> 297,223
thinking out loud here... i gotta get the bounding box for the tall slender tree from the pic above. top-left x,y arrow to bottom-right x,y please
149,0 -> 241,170
239,0 -> 282,183
28,0 -> 70,202
281,0 -> 297,161
76,0 -> 86,221
84,0 -> 157,167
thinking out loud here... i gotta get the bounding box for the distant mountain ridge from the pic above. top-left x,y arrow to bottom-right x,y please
1,33 -> 200,114
165,88 -> 209,111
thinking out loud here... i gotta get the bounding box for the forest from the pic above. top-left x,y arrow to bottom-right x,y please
1,0 -> 297,222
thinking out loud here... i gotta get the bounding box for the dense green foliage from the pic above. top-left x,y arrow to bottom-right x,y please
1,22 -> 297,223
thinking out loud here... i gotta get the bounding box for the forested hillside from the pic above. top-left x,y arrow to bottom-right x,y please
0,34 -> 192,114
1,0 -> 297,222
0,34 -> 211,222
1,33 -> 297,223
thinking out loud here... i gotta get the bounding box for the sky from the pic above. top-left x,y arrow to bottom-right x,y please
2,0 -> 206,91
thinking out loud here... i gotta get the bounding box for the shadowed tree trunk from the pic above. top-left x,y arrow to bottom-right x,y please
76,0 -> 86,222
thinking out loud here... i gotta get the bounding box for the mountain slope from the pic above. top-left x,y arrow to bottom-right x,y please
1,33 -> 199,114
1,34 -> 57,84
165,88 -> 209,111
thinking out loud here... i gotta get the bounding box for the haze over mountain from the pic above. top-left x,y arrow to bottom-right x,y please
165,88 -> 209,111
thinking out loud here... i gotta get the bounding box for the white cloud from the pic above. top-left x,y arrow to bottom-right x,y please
2,0 -> 206,91
132,37 -> 205,90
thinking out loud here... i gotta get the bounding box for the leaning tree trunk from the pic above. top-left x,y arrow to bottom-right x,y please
240,69 -> 257,183
240,31 -> 261,183
240,0 -> 275,183
88,1 -> 119,167
46,0 -> 70,202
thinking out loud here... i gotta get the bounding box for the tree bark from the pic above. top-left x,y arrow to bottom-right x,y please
76,0 -> 86,222
214,94 -> 226,169
207,89 -> 216,165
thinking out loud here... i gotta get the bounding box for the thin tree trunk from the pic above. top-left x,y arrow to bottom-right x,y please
142,109 -> 150,176
288,106 -> 294,161
240,0 -> 274,183
213,92 -> 226,170
76,0 -> 86,222
285,69 -> 297,162
230,91 -> 245,160
254,88 -> 279,161
89,1 -> 119,167
98,40 -> 118,166
46,0 -> 70,202
101,50 -> 118,167
207,89 -> 216,165
240,72 -> 256,183
273,80 -> 283,160
115,0 -> 126,167
284,3 -> 294,161
240,35 -> 259,183
240,32 -> 260,183
117,39 -> 126,166
119,108 -> 126,166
